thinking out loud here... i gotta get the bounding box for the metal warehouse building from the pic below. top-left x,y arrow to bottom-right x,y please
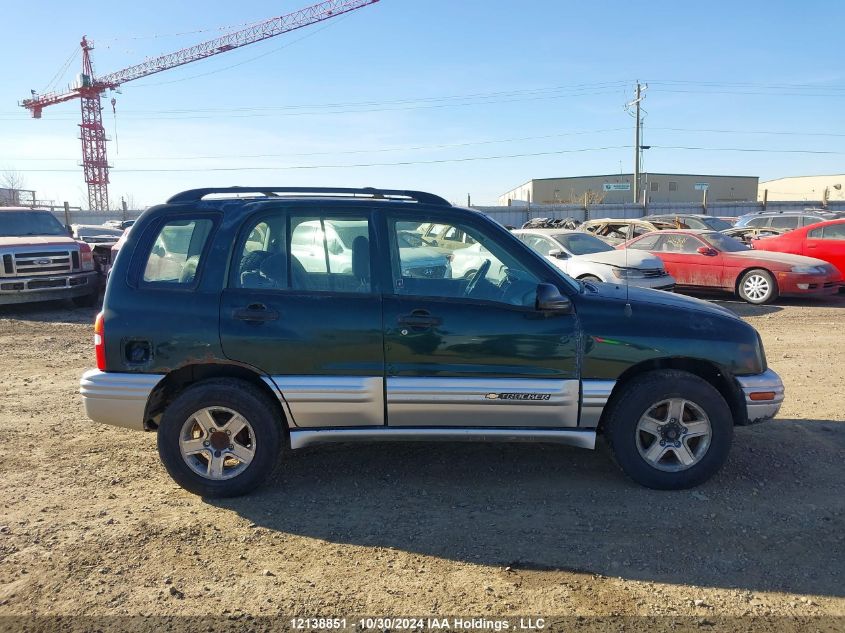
499,173 -> 759,205
758,174 -> 845,202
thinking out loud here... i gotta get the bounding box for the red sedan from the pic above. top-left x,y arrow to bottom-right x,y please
751,219 -> 845,280
618,229 -> 841,304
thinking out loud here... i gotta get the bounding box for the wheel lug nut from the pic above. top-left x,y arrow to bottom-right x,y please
674,441 -> 681,448
225,430 -> 231,436
659,440 -> 666,446
203,441 -> 210,447
228,444 -> 234,450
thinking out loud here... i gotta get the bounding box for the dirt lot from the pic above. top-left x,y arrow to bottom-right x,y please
0,295 -> 843,628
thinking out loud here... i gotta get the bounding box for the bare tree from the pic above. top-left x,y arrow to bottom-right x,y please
561,188 -> 606,205
0,169 -> 27,205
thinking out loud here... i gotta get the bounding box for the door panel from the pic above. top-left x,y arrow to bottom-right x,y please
386,376 -> 579,427
383,295 -> 579,427
655,235 -> 725,288
219,207 -> 384,428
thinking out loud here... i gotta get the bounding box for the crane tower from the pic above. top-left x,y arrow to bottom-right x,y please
20,0 -> 380,210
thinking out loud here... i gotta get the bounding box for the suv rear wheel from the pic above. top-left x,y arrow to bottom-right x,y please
604,370 -> 733,489
157,378 -> 282,497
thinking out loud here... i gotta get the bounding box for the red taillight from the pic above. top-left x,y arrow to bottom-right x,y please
78,242 -> 95,271
94,311 -> 106,370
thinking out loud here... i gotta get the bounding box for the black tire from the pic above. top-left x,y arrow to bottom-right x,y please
72,291 -> 98,308
157,378 -> 283,497
737,268 -> 778,304
604,370 -> 733,490
579,275 -> 602,282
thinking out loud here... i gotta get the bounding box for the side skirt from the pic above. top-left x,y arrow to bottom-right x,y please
289,427 -> 596,450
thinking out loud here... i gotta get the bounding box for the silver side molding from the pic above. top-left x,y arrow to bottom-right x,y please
289,426 -> 596,450
580,379 -> 617,428
267,375 -> 384,428
386,377 -> 580,428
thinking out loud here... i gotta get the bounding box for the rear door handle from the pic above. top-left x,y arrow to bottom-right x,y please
233,303 -> 279,322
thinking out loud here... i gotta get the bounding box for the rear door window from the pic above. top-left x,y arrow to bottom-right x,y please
142,218 -> 214,285
770,216 -> 800,229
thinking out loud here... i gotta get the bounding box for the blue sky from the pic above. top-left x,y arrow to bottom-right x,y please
1,0 -> 843,208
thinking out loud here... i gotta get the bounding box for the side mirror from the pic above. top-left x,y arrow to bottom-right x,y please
548,249 -> 568,259
697,246 -> 718,256
536,283 -> 572,314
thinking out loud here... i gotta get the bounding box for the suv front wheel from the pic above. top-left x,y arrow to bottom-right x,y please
157,378 -> 283,497
604,370 -> 733,489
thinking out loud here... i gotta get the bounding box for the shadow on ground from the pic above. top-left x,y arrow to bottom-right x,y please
0,301 -> 97,324
212,418 -> 844,598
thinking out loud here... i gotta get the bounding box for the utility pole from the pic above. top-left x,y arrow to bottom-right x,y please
627,82 -> 647,204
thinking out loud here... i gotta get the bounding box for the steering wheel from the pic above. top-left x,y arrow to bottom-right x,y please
464,259 -> 491,297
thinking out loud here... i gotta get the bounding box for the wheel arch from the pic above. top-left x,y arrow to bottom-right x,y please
143,363 -> 287,432
734,266 -> 777,295
598,357 -> 746,431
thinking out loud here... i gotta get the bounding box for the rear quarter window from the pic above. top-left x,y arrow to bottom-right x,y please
141,218 -> 215,286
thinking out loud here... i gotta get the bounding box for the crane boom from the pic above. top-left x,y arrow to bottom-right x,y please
18,0 -> 380,210
98,0 -> 378,87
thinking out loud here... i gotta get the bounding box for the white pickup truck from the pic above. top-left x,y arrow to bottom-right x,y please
0,207 -> 99,306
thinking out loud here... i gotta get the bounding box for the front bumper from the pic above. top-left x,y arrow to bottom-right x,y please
628,275 -> 676,291
735,368 -> 785,424
776,271 -> 841,296
0,271 -> 99,305
80,369 -> 164,431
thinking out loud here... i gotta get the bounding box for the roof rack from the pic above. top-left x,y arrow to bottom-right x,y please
166,186 -> 451,207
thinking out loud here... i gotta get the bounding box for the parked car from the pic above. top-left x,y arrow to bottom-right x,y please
417,222 -> 477,252
647,214 -> 734,231
721,226 -> 789,245
81,186 -> 785,497
750,219 -> 845,283
71,224 -> 124,246
0,208 -> 99,306
619,229 -> 841,304
289,219 -> 451,281
733,209 -> 841,230
579,218 -> 678,246
513,228 -> 674,290
104,219 -> 136,230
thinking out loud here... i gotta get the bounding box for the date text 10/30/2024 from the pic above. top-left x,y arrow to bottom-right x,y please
290,617 -> 547,631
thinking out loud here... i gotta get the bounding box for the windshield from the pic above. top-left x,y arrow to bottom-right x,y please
0,211 -> 68,237
700,217 -> 732,231
552,232 -> 613,255
701,232 -> 748,252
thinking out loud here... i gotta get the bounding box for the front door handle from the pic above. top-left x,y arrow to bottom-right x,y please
398,310 -> 441,329
233,303 -> 279,322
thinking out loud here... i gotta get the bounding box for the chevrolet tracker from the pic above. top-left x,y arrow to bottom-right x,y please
80,187 -> 784,497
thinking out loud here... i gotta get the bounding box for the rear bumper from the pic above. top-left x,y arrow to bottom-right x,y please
735,368 -> 785,424
79,369 -> 164,431
0,272 -> 99,305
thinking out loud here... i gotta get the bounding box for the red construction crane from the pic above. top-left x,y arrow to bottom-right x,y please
19,0 -> 379,210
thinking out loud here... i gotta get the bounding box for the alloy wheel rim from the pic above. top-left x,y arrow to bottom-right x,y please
743,274 -> 770,300
635,398 -> 712,472
179,406 -> 256,480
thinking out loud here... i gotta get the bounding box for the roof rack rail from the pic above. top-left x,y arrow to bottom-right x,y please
166,186 -> 451,207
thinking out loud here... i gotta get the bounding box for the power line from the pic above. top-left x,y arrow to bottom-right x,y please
10,144 -> 635,172
2,127 -> 630,161
12,143 -> 845,174
0,81 -> 634,120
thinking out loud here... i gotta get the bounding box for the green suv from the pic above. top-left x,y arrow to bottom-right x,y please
80,187 -> 784,497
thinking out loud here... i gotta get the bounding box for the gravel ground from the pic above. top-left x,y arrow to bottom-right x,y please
0,296 -> 843,628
